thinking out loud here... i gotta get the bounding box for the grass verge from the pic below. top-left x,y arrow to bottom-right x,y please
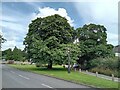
9,64 -> 119,88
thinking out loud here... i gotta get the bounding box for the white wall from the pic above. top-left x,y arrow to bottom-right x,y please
115,53 -> 120,57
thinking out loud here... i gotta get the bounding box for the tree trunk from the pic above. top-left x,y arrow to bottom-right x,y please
47,60 -> 52,69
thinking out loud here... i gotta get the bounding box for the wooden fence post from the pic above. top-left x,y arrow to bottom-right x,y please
86,70 -> 88,73
96,72 -> 98,77
74,68 -> 76,71
112,74 -> 114,81
79,69 -> 81,72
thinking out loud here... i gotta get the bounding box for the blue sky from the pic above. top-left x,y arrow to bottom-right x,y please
1,0 -> 119,50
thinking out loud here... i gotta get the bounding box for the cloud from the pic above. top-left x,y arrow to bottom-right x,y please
1,16 -> 28,51
1,22 -> 26,50
2,40 -> 25,51
74,0 -> 118,25
107,33 -> 118,45
1,26 -> 26,51
33,7 -> 74,26
1,5 -> 34,51
24,2 -> 43,9
1,16 -> 18,22
74,0 -> 118,45
1,21 -> 27,34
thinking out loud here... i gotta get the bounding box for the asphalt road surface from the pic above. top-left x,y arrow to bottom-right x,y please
2,64 -> 99,90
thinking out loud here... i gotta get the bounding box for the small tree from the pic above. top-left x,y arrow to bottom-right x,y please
59,43 -> 80,65
12,46 -> 25,61
0,35 -> 6,60
2,48 -> 13,60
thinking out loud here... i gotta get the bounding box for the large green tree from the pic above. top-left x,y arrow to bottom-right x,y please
24,14 -> 77,69
76,24 -> 114,69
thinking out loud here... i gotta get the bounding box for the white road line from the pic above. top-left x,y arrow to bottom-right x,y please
18,75 -> 30,80
41,84 -> 53,88
10,71 -> 15,74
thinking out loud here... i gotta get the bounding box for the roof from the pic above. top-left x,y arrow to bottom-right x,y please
113,45 -> 120,53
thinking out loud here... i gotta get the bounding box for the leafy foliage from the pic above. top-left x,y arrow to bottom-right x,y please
2,48 -> 13,60
12,46 -> 26,61
90,57 -> 118,69
90,57 -> 119,77
24,14 -> 78,69
0,34 -> 6,50
24,15 -> 115,70
2,47 -> 26,61
0,34 -> 6,44
76,24 -> 114,69
59,43 -> 80,65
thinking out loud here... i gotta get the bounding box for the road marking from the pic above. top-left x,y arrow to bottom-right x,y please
41,84 -> 53,88
10,71 -> 15,74
18,75 -> 30,80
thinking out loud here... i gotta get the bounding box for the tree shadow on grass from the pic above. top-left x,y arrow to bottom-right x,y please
31,67 -> 67,72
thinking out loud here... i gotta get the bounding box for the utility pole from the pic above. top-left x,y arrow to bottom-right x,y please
67,48 -> 70,74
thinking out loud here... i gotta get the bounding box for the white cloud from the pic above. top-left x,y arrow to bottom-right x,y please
75,1 -> 118,24
1,27 -> 26,51
1,3 -> 36,51
107,33 -> 118,45
1,10 -> 32,50
1,21 -> 27,34
1,17 -> 28,50
33,7 -> 74,26
1,16 -> 18,22
2,40 -> 25,51
74,0 -> 119,45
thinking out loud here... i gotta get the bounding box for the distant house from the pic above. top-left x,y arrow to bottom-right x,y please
113,45 -> 120,57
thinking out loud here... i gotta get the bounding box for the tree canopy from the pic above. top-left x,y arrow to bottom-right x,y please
24,14 -> 114,70
12,46 -> 26,61
76,24 -> 114,69
2,46 -> 26,61
2,48 -> 13,60
24,14 -> 79,69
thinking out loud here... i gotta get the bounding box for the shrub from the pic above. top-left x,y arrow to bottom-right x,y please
89,57 -> 119,77
90,67 -> 119,77
89,57 -> 118,70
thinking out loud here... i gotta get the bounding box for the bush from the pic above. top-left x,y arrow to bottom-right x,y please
89,57 -> 118,70
89,57 -> 119,77
90,67 -> 119,78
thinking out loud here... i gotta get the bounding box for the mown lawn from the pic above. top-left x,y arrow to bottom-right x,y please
9,64 -> 119,89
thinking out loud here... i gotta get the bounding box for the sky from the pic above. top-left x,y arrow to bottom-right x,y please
1,0 -> 119,50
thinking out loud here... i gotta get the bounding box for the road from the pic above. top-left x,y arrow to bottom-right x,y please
2,64 -> 97,89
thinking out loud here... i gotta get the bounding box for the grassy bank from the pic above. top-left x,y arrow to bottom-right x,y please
9,64 -> 119,88
90,67 -> 119,78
